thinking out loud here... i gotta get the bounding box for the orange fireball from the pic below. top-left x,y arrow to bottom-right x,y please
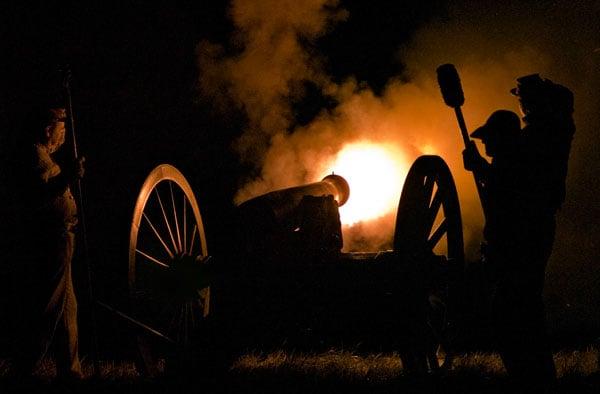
321,142 -> 409,226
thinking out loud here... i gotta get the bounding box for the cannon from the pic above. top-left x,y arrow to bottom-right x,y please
236,174 -> 349,260
124,155 -> 464,376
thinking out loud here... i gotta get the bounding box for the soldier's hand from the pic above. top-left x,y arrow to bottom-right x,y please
74,156 -> 86,179
462,141 -> 481,171
66,157 -> 85,181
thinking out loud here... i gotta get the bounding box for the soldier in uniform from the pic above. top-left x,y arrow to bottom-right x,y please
464,75 -> 575,391
13,106 -> 86,381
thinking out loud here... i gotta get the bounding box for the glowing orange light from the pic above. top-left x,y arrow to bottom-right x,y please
420,144 -> 436,155
322,142 -> 409,226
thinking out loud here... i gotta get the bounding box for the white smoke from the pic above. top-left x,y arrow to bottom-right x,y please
197,0 -> 600,275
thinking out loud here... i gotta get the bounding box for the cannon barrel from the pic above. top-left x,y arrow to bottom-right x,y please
237,174 -> 350,222
236,175 -> 349,258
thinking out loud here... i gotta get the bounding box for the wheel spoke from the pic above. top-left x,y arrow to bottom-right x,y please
154,187 -> 180,254
428,219 -> 448,248
183,194 -> 187,254
189,224 -> 197,256
136,249 -> 170,268
426,190 -> 444,232
142,213 -> 175,259
423,175 -> 436,202
169,182 -> 183,254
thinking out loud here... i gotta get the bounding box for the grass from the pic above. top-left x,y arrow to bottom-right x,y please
1,347 -> 599,393
233,350 -> 404,383
232,347 -> 599,378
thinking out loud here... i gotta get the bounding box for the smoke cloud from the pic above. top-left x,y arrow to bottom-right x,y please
398,1 -> 600,331
197,0 -> 347,165
197,0 -> 600,304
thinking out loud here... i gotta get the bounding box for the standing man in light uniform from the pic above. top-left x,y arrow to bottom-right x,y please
15,106 -> 85,382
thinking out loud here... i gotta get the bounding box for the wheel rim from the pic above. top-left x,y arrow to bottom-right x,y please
393,155 -> 464,371
394,156 -> 463,260
128,164 -> 210,364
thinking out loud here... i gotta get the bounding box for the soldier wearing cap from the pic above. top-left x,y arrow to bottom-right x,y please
463,110 -> 522,246
513,74 -> 575,215
464,75 -> 575,391
13,106 -> 85,382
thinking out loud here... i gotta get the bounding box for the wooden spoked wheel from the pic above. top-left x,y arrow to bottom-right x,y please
393,155 -> 464,372
129,164 -> 210,376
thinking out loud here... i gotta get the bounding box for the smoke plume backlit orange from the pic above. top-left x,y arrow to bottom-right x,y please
198,0 -> 597,263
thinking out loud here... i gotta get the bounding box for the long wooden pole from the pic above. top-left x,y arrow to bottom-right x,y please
62,67 -> 100,376
453,106 -> 488,220
436,64 -> 488,220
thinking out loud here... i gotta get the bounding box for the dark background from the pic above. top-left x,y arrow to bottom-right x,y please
0,1 -> 447,302
0,0 -> 447,260
0,1 -> 598,358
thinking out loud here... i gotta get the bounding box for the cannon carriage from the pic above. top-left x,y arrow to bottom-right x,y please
124,154 -> 465,376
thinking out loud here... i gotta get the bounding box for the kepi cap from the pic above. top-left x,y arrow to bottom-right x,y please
470,110 -> 521,140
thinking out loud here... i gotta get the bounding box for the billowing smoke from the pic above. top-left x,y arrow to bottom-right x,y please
395,0 -> 600,332
197,0 -> 348,165
197,0 -> 599,305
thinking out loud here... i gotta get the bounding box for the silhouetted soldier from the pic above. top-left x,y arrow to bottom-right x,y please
464,75 -> 575,391
13,106 -> 86,382
463,110 -> 522,247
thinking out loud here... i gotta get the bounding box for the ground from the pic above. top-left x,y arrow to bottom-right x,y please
1,348 -> 599,393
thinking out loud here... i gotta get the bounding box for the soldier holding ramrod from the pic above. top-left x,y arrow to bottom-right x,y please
463,74 -> 575,391
13,104 -> 86,383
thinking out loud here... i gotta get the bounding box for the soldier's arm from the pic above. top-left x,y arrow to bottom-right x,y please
31,149 -> 75,201
42,171 -> 73,198
463,141 -> 491,181
42,158 -> 85,198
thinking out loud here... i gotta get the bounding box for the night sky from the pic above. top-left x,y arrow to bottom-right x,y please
1,0 -> 599,343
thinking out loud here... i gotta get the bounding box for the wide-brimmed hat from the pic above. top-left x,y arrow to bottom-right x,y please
470,110 -> 521,140
510,74 -> 574,113
510,73 -> 546,97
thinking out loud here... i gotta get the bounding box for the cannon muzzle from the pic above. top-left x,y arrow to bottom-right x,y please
237,174 -> 349,222
236,175 -> 350,260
